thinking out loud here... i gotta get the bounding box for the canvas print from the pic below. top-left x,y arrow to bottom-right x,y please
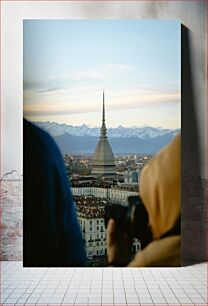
23,20 -> 181,267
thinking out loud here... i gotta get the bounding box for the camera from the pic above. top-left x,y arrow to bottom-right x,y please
104,196 -> 152,249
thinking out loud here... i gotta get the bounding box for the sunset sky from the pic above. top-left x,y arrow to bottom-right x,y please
23,20 -> 181,129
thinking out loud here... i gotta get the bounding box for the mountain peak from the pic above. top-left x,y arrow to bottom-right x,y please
33,121 -> 179,140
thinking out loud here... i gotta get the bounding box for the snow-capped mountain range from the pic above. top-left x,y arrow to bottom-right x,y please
34,121 -> 180,140
32,121 -> 180,155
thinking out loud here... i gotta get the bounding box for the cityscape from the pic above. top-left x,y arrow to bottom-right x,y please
23,20 -> 181,267
64,93 -> 153,266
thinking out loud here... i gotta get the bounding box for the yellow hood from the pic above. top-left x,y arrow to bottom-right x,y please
140,134 -> 181,239
128,134 -> 181,267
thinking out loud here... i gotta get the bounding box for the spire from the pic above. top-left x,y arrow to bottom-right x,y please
100,91 -> 107,138
102,91 -> 105,125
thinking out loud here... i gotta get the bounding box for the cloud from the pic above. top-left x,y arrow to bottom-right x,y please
23,72 -> 101,94
71,71 -> 101,81
23,76 -> 70,93
23,86 -> 180,117
23,62 -> 134,94
105,63 -> 133,71
23,100 -> 99,116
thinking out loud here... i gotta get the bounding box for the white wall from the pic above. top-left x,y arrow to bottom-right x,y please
1,1 -> 207,179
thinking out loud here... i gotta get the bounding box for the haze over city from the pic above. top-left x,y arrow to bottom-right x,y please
23,20 -> 181,129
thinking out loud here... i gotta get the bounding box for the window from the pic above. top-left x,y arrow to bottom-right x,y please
97,226 -> 99,230
97,220 -> 99,224
90,227 -> 92,231
90,220 -> 92,225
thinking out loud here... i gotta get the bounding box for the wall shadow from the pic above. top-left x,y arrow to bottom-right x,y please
181,25 -> 207,265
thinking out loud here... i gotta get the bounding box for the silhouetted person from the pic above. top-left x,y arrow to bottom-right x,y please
24,119 -> 86,266
107,134 -> 181,267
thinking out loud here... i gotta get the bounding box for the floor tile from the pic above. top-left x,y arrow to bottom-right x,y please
0,261 -> 207,306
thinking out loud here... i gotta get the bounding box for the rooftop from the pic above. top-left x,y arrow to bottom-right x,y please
74,196 -> 106,219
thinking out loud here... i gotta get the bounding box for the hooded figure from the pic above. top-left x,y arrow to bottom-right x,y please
128,134 -> 181,267
24,119 -> 86,266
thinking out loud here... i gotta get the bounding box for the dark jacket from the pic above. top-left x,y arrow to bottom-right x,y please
24,119 -> 86,266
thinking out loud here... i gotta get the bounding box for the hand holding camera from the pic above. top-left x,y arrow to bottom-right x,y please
107,218 -> 132,267
105,196 -> 153,267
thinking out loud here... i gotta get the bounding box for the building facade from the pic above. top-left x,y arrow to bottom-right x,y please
72,184 -> 138,205
124,169 -> 139,184
76,195 -> 141,262
79,217 -> 106,258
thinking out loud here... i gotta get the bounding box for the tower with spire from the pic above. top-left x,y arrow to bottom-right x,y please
91,92 -> 116,177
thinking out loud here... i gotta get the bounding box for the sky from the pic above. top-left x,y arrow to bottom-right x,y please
23,20 -> 181,129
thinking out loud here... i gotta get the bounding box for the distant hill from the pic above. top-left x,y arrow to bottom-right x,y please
34,121 -> 180,155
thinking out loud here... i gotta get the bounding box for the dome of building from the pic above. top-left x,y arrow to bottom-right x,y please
91,92 -> 116,177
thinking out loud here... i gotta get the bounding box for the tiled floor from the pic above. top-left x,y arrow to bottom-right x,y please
0,261 -> 207,305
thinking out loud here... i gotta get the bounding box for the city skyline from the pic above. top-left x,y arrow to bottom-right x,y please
23,20 -> 181,129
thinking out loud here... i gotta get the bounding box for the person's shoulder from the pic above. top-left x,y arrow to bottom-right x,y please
24,119 -> 63,163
